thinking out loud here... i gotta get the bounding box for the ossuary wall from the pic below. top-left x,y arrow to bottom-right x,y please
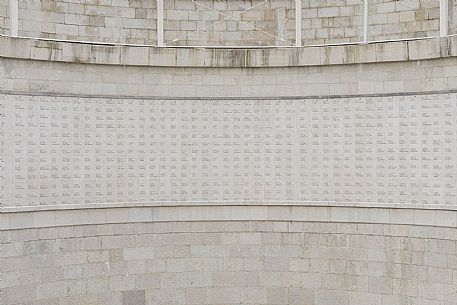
1,36 -> 457,305
1,92 -> 457,208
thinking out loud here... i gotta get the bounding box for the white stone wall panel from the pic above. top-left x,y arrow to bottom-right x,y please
2,93 -> 457,207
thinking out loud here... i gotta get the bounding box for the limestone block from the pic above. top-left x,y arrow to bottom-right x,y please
8,212 -> 33,229
64,13 -> 90,26
210,271 -> 233,287
69,4 -> 85,15
109,275 -> 136,292
56,23 -> 78,36
79,237 -> 101,251
266,287 -> 288,304
146,287 -> 184,304
241,287 -> 268,304
288,288 -> 313,304
368,276 -> 392,294
349,292 -> 382,305
282,272 -> 321,288
183,287 -> 205,304
120,289 -> 145,305
55,251 -> 87,265
36,281 -> 68,299
87,277 -> 109,294
318,7 -> 340,18
4,285 -> 36,304
436,210 -> 457,227
315,289 -> 349,305
63,264 -> 83,280
390,209 -> 414,225
414,209 -> 436,226
123,247 -> 155,260
167,10 -> 189,21
206,287 -> 241,304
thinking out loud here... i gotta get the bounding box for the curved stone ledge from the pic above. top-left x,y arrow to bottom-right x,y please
2,204 -> 457,231
4,201 -> 457,213
0,35 -> 456,68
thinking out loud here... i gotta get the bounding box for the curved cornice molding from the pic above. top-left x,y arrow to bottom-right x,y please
2,203 -> 456,230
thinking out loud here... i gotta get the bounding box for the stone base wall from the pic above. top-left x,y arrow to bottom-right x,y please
2,215 -> 457,305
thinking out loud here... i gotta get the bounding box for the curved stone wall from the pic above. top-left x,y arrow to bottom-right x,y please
1,35 -> 457,305
2,206 -> 457,305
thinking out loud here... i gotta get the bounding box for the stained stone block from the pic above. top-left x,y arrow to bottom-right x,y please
122,290 -> 145,305
315,289 -> 349,305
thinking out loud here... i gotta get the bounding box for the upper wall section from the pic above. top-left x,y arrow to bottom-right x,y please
1,35 -> 457,97
18,0 -> 157,44
0,35 -> 456,98
0,0 -> 8,35
1,0 -> 456,46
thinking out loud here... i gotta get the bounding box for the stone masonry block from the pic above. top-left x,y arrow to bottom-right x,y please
122,290 -> 145,305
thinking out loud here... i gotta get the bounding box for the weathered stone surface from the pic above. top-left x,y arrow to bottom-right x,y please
0,220 -> 455,304
1,35 -> 457,69
122,290 -> 145,305
2,0 -> 455,45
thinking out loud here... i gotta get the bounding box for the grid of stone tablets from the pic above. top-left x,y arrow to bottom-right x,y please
2,93 -> 457,207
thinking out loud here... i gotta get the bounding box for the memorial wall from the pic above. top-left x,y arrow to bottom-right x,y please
2,93 -> 457,208
1,36 -> 457,305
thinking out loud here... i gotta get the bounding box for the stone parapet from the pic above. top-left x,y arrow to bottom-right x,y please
1,203 -> 457,231
0,34 -> 456,68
